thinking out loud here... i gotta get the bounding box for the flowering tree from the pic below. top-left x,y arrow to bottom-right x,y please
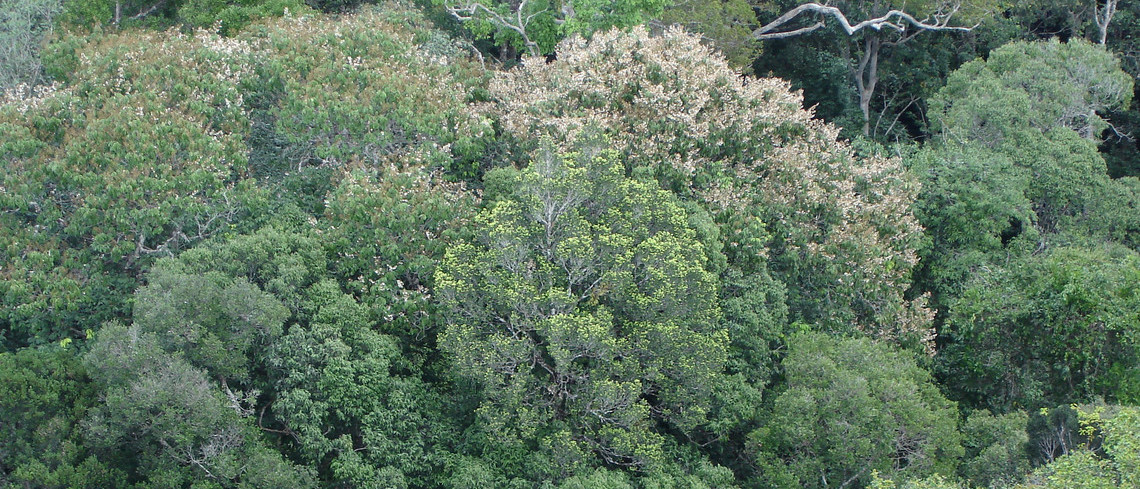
0,5 -> 489,348
489,26 -> 930,345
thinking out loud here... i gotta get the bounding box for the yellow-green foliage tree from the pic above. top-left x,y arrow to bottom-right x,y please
436,139 -> 729,480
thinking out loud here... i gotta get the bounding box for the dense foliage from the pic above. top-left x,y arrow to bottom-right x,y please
3,1 -> 1140,488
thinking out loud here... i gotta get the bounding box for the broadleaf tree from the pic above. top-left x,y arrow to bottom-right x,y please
754,332 -> 963,489
436,137 -> 728,480
490,26 -> 930,345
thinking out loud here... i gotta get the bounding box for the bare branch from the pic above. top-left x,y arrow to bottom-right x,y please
756,20 -> 828,40
752,2 -> 974,40
219,377 -> 257,418
1094,0 -> 1117,45
879,95 -> 920,141
444,0 -> 543,55
130,1 -> 168,21
257,405 -> 299,440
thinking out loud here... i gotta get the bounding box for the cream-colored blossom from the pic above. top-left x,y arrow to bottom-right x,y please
490,26 -> 929,345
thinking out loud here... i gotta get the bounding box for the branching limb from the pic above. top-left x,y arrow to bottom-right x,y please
1094,0 -> 1117,45
752,2 -> 974,40
130,0 -> 169,21
877,94 -> 920,142
129,191 -> 239,265
444,0 -> 543,55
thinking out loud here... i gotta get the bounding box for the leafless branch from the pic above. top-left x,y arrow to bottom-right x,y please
877,94 -> 920,141
220,377 -> 257,418
838,466 -> 869,489
752,2 -> 974,41
1094,0 -> 1117,45
444,0 -> 543,55
257,405 -> 299,440
129,191 -> 239,265
130,0 -> 168,21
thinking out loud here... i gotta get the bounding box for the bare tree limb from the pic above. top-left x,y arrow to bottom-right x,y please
752,2 -> 974,40
880,95 -> 920,142
752,2 -> 976,137
130,0 -> 168,21
444,0 -> 543,55
1094,0 -> 1117,45
755,20 -> 828,40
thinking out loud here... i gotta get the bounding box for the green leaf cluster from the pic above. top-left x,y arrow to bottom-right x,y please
436,138 -> 728,480
755,333 -> 963,489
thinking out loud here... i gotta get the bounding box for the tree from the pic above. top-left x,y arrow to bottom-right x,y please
57,0 -> 181,28
1093,0 -> 1117,45
1,23 -> 265,348
128,223 -> 457,487
1023,450 -> 1117,489
1001,0 -> 1122,45
703,267 -> 788,448
930,38 -> 1133,145
1078,405 -> 1140,488
435,138 -> 728,478
914,41 -> 1140,416
490,26 -> 929,344
754,332 -> 963,489
751,0 -> 980,136
913,38 -> 1139,315
959,410 -> 1030,487
321,165 -> 479,349
133,264 -> 290,385
908,145 -> 1039,310
176,0 -> 310,34
0,348 -> 125,487
939,245 -> 1140,411
84,322 -> 315,487
651,0 -> 759,68
0,3 -> 492,349
1018,405 -> 1139,489
268,279 -> 448,487
0,0 -> 62,91
246,6 -> 491,180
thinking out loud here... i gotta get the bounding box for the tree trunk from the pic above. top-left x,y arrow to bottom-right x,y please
499,43 -> 517,63
853,35 -> 881,136
1095,0 -> 1117,45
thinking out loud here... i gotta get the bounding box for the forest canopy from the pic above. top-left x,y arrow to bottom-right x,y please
2,1 -> 1139,488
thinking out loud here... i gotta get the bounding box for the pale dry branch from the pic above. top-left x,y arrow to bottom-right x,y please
444,0 -> 543,55
752,2 -> 974,136
130,0 -> 168,21
752,1 -> 974,40
1094,0 -> 1117,45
